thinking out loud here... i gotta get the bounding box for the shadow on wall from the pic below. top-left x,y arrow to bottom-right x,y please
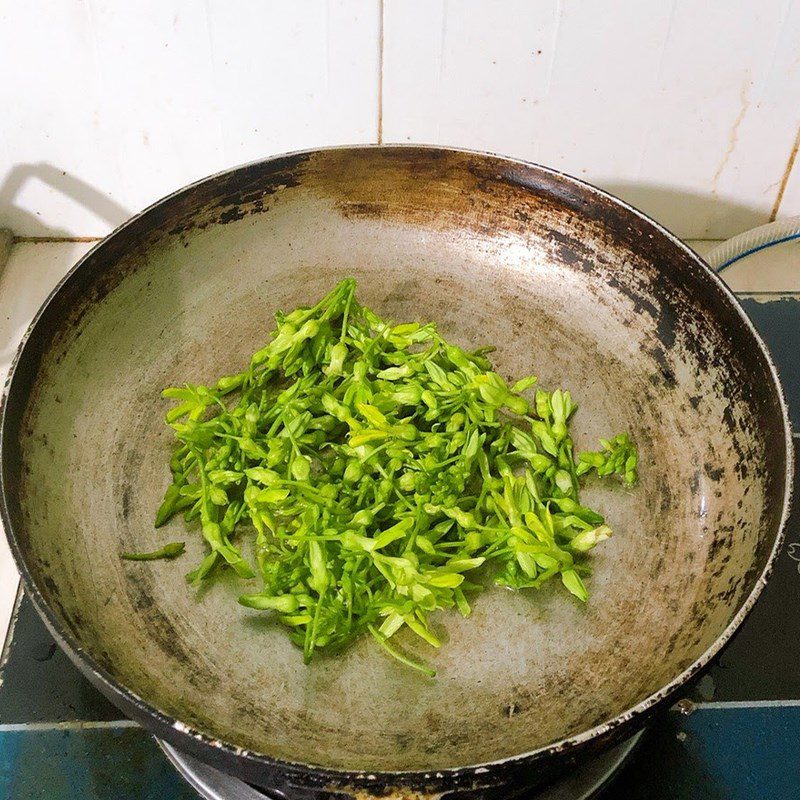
0,163 -> 132,237
601,182 -> 766,241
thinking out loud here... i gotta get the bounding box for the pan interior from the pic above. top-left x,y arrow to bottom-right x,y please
5,149 -> 788,772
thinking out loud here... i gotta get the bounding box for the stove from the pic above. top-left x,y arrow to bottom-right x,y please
157,732 -> 642,799
1,296 -> 799,799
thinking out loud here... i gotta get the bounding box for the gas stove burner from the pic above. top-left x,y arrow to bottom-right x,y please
157,738 -> 310,799
158,732 -> 642,800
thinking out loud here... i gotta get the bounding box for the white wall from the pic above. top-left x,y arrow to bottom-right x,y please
2,0 -> 799,239
0,1 -> 381,236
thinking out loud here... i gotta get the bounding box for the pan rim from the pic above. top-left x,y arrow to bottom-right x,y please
0,144 -> 794,788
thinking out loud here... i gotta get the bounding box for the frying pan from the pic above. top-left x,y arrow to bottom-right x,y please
0,147 -> 792,798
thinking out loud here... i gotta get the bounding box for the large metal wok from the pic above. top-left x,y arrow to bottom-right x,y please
0,147 -> 792,798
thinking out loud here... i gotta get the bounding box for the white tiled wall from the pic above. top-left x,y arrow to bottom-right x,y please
0,0 -> 380,237
1,0 -> 799,239
382,0 -> 800,239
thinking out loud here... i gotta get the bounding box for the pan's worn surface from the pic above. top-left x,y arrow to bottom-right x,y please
0,147 -> 792,797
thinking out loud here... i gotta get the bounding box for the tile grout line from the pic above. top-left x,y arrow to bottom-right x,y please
376,0 -> 385,144
736,290 -> 800,294
692,699 -> 800,709
0,720 -> 139,732
1,703 -> 797,733
12,236 -> 103,244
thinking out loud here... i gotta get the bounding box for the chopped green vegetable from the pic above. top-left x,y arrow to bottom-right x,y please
151,278 -> 637,674
577,432 -> 638,485
122,541 -> 186,561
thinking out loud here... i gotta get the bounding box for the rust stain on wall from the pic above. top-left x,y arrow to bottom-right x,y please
710,80 -> 752,195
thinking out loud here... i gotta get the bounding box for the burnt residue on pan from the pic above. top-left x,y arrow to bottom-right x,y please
0,146 -> 791,797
